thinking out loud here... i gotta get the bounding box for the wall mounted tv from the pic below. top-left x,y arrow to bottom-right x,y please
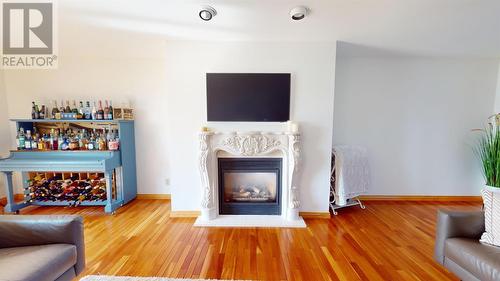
206,73 -> 291,122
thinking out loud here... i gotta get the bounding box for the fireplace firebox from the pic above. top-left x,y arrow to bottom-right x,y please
218,158 -> 282,215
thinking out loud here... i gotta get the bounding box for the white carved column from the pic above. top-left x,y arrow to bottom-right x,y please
199,132 -> 216,220
287,133 -> 301,221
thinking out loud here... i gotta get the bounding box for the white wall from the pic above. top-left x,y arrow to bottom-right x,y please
333,57 -> 498,196
3,56 -> 170,195
495,62 -> 500,113
0,71 -> 10,198
165,41 -> 336,212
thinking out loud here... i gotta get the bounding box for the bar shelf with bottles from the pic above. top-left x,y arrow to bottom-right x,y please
0,100 -> 137,214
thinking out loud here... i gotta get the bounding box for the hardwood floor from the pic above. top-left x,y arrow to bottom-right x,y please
2,199 -> 481,281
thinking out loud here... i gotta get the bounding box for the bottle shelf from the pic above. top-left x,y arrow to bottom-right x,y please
11,118 -> 133,123
0,119 -> 137,214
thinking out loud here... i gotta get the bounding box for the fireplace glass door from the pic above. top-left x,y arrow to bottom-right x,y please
218,158 -> 282,215
224,172 -> 277,203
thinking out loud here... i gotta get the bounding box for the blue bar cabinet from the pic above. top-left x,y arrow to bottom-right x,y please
0,119 -> 137,214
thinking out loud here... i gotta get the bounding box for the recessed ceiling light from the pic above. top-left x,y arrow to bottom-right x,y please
199,6 -> 217,21
290,6 -> 308,21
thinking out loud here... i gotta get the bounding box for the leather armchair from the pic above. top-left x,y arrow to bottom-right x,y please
0,215 -> 85,281
434,209 -> 500,281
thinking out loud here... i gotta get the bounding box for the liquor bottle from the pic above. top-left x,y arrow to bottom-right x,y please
48,129 -> 54,150
87,133 -> 95,150
108,130 -> 120,151
65,101 -> 71,113
79,129 -> 85,150
25,130 -> 32,150
68,131 -> 79,150
98,131 -> 107,150
37,135 -> 45,150
45,104 -> 49,119
108,100 -> 114,120
52,130 -> 58,150
72,101 -> 78,114
51,100 -> 59,119
17,128 -> 25,150
91,101 -> 97,120
31,102 -> 37,119
97,101 -> 104,120
61,137 -> 69,150
60,100 -> 65,114
43,134 -> 49,150
57,130 -> 64,150
103,101 -> 110,120
35,104 -> 40,119
48,100 -> 53,118
39,105 -> 45,119
77,101 -> 84,119
31,133 -> 38,150
84,101 -> 92,120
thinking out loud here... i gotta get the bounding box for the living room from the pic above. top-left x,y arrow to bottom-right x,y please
0,1 -> 499,281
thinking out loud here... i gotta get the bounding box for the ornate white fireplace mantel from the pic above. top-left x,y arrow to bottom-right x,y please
195,130 -> 306,228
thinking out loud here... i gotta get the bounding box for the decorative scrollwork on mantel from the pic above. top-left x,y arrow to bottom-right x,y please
219,135 -> 282,156
199,133 -> 212,209
198,131 -> 302,221
289,134 -> 301,209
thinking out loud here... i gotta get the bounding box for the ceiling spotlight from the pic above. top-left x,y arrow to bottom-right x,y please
199,6 -> 217,21
289,6 -> 308,21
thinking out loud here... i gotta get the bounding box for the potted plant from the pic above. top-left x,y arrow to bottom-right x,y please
474,114 -> 500,246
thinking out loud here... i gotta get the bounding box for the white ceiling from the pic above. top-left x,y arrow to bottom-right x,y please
60,0 -> 500,57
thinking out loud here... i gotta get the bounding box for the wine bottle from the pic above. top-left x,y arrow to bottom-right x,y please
31,102 -> 37,119
34,104 -> 40,119
50,129 -> 56,150
77,101 -> 84,119
97,101 -> 104,120
104,101 -> 109,120
60,100 -> 65,114
108,100 -> 114,120
52,100 -> 59,119
65,101 -> 71,113
39,105 -> 45,119
72,100 -> 78,114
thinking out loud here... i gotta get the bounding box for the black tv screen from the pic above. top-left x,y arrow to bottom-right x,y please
206,73 -> 290,122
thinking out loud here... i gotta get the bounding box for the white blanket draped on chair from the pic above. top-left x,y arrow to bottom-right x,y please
332,145 -> 370,206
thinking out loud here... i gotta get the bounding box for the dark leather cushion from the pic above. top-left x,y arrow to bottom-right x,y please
445,238 -> 500,281
0,244 -> 77,281
0,215 -> 85,275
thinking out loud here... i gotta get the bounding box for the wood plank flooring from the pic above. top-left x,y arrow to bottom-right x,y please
2,199 -> 481,281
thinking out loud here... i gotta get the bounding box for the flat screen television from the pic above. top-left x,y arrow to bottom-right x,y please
206,73 -> 290,122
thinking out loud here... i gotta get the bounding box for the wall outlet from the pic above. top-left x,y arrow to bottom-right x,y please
165,178 -> 170,186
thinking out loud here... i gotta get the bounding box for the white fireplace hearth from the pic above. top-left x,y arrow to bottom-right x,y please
194,130 -> 306,228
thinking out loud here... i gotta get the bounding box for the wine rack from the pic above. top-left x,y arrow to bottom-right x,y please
25,172 -> 115,205
0,119 -> 137,214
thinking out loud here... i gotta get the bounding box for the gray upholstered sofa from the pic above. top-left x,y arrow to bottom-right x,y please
0,215 -> 85,281
435,209 -> 500,281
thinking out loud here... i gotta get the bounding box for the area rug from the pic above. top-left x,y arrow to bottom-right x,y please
80,276 -> 246,281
